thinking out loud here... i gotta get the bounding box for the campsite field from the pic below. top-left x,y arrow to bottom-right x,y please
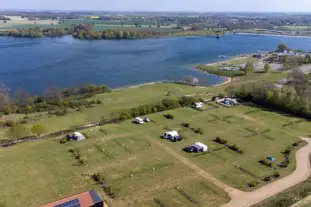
1,98 -> 310,206
0,83 -> 210,141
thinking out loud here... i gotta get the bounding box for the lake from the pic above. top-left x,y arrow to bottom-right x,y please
1,34 -> 311,93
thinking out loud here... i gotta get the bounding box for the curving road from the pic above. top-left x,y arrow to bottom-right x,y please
222,137 -> 311,207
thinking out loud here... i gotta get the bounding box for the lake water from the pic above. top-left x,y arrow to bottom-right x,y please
1,34 -> 311,93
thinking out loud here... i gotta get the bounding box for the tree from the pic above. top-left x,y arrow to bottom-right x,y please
243,60 -> 255,74
12,88 -> 32,106
6,123 -> 29,140
264,63 -> 272,73
185,75 -> 199,85
277,44 -> 288,52
31,124 -> 46,136
43,86 -> 63,100
0,84 -> 10,111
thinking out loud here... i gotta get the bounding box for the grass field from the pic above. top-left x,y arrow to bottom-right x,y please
0,83 -> 210,141
0,18 -> 180,33
1,97 -> 310,206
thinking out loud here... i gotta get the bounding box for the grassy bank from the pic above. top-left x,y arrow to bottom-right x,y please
196,56 -> 257,77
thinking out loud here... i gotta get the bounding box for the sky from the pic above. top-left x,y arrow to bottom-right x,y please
1,0 -> 311,12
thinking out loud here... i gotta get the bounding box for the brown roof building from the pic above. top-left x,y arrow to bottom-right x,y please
41,190 -> 103,207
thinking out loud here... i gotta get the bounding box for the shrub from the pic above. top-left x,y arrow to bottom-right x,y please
164,113 -> 174,120
31,124 -> 46,136
228,144 -> 240,152
299,188 -> 311,198
3,120 -> 15,127
263,176 -> 271,181
92,173 -> 102,182
194,127 -> 204,134
259,159 -> 272,167
283,146 -> 293,155
292,142 -> 299,147
96,99 -> 102,104
278,161 -> 289,168
79,156 -> 88,165
53,109 -> 67,116
273,171 -> 280,178
214,136 -> 228,144
182,122 -> 190,128
218,93 -> 225,99
60,137 -> 68,144
248,181 -> 259,188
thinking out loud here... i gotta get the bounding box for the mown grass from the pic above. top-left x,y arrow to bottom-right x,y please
0,83 -> 209,141
1,101 -> 309,206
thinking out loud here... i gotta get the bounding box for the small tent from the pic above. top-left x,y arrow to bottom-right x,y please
73,132 -> 86,141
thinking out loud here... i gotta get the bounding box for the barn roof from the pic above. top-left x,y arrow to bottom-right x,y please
41,190 -> 102,207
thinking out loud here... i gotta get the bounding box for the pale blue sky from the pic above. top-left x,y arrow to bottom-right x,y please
1,0 -> 311,12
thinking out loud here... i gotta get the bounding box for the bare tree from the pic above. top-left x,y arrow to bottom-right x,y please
288,69 -> 309,95
43,86 -> 63,100
0,84 -> 10,111
12,88 -> 32,106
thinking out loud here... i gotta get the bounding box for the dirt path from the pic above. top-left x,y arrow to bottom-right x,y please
222,137 -> 311,207
146,136 -> 243,198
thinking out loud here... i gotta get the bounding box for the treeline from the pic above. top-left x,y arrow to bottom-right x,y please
228,69 -> 311,119
114,96 -> 201,121
72,29 -> 165,40
0,27 -> 74,38
1,84 -> 111,115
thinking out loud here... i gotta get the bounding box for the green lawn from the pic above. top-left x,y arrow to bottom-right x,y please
1,101 -> 309,206
0,83 -> 209,141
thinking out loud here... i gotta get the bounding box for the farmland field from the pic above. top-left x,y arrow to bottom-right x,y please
0,17 -> 179,33
0,97 -> 309,206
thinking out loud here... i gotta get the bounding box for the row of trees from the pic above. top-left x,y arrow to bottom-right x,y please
0,84 -> 111,115
72,29 -> 165,40
6,123 -> 46,140
227,69 -> 311,118
0,27 -> 74,38
114,96 -> 201,121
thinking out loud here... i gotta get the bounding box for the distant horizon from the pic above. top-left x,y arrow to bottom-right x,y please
1,0 -> 311,13
1,9 -> 311,14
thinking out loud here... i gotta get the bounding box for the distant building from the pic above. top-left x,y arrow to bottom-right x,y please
41,190 -> 103,207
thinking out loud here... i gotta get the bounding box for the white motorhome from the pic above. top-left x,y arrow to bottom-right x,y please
135,117 -> 144,124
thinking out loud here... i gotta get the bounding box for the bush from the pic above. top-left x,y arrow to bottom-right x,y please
273,171 -> 280,178
182,122 -> 190,128
248,181 -> 259,188
214,136 -> 228,144
92,173 -> 102,182
164,113 -> 174,120
96,99 -> 102,104
60,137 -> 68,144
278,160 -> 289,168
259,159 -> 272,167
79,156 -> 88,165
3,120 -> 15,127
228,144 -> 240,152
194,127 -> 204,134
263,176 -> 272,181
218,93 -> 225,99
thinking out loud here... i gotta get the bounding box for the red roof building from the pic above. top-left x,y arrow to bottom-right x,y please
41,190 -> 103,207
